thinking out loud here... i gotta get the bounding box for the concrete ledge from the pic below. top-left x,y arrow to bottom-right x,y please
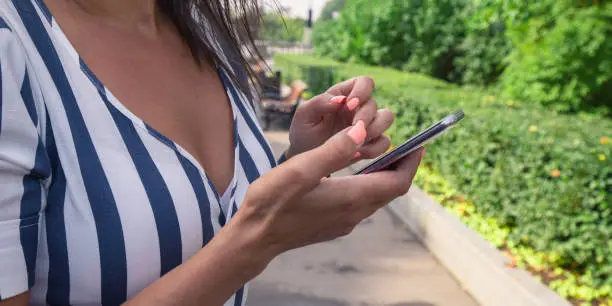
347,162 -> 571,306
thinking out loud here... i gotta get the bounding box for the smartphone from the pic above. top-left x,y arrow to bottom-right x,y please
353,110 -> 465,175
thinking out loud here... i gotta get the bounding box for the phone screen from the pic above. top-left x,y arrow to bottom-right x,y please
353,110 -> 464,175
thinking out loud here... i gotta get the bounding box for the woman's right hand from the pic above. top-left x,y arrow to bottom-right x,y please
108,121 -> 425,306
230,120 -> 425,259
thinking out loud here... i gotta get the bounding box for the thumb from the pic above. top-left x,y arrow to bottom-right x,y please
298,120 -> 367,177
296,93 -> 347,123
254,121 -> 367,200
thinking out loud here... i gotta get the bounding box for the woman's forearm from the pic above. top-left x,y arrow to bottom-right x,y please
124,218 -> 273,306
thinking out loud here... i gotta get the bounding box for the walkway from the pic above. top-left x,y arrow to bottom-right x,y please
247,131 -> 478,306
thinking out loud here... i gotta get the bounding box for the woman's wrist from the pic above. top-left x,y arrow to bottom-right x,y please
284,147 -> 296,161
277,146 -> 296,165
210,216 -> 278,277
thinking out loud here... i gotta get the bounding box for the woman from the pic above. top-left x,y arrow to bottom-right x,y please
0,0 -> 424,305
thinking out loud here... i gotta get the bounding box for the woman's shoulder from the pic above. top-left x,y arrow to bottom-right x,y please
0,1 -> 50,50
0,2 -> 48,133
0,11 -> 28,86
0,1 -> 27,29
0,1 -> 34,60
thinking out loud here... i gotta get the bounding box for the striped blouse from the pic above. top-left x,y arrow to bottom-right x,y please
0,1 -> 278,305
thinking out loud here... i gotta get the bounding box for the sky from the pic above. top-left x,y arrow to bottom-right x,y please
263,0 -> 329,20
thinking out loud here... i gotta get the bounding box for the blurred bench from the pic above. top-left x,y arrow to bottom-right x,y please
259,70 -> 282,101
260,79 -> 308,130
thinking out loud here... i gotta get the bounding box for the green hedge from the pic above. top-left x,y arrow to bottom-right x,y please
312,0 -> 612,114
312,0 -> 467,81
501,5 -> 612,114
274,53 -> 612,294
260,13 -> 305,43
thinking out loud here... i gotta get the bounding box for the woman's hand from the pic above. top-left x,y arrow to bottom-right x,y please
286,76 -> 394,161
229,123 -> 424,257
125,122 -> 423,306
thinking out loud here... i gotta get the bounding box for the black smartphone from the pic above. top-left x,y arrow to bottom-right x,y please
353,110 -> 465,175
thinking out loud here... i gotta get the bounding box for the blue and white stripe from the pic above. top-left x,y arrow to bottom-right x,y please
0,1 -> 276,305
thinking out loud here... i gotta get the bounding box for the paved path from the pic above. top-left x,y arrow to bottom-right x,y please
247,131 -> 478,306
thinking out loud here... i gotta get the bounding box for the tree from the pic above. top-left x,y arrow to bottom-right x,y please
259,13 -> 306,43
320,0 -> 346,21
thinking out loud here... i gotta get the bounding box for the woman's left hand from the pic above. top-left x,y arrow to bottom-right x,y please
286,76 -> 394,161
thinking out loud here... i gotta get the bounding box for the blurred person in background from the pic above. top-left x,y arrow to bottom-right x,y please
0,1 -> 424,305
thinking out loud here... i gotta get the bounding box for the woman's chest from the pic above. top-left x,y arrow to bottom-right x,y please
45,9 -> 239,194
20,6 -> 278,270
37,61 -> 275,300
40,51 -> 275,236
77,34 -> 238,195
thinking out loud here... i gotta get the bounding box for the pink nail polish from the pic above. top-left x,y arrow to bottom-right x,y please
347,120 -> 366,145
330,96 -> 347,104
353,152 -> 362,159
347,98 -> 360,111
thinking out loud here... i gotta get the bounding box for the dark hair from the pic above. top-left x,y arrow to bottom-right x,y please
156,0 -> 265,98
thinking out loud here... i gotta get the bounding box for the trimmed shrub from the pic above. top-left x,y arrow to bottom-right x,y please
311,0 -> 612,114
502,5 -> 612,114
313,0 -> 467,81
274,54 -> 612,290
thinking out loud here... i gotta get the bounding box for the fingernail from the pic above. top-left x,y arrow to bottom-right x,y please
353,152 -> 362,159
330,96 -> 347,104
421,148 -> 427,158
347,97 -> 360,111
347,120 -> 366,145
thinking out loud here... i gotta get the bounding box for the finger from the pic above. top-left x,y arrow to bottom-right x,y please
252,123 -> 367,200
353,147 -> 425,202
384,147 -> 425,192
326,76 -> 375,112
310,147 -> 424,213
364,109 -> 394,142
294,120 -> 367,179
394,147 -> 426,174
351,98 -> 378,126
305,148 -> 424,237
251,128 -> 365,202
325,77 -> 359,96
346,76 -> 375,112
346,76 -> 375,103
295,93 -> 347,123
359,135 -> 392,159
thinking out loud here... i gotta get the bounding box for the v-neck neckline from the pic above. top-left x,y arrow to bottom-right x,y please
32,0 -> 240,200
